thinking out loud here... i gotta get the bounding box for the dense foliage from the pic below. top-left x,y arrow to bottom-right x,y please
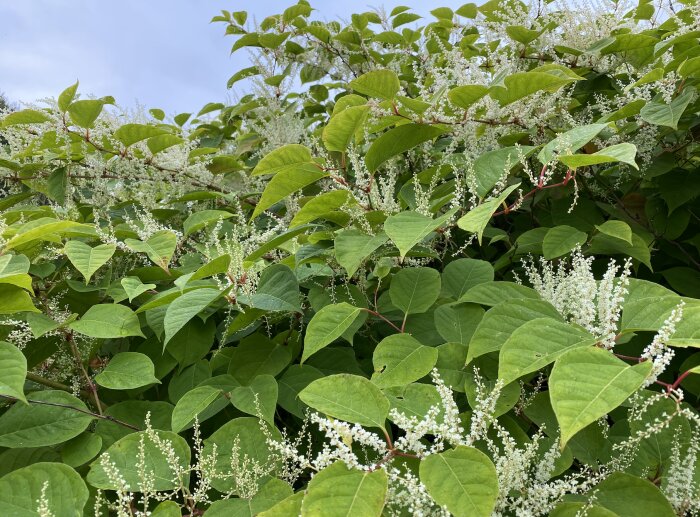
1,0 -> 700,515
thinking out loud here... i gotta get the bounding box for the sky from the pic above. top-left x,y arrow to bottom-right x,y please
0,0 -> 450,115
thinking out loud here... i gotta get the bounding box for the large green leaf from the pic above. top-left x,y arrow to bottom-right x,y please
69,304 -> 144,338
490,71 -> 575,105
371,334 -> 438,388
68,99 -> 108,128
323,104 -> 370,151
290,190 -> 354,228
592,472 -> 676,517
466,299 -> 561,363
1,109 -> 51,126
0,390 -> 94,447
498,318 -> 596,384
538,124 -> 607,164
384,209 -> 456,258
0,462 -> 88,517
550,347 -> 652,448
441,258 -> 494,299
248,264 -> 300,312
88,430 -> 191,491
389,266 -> 441,315
472,146 -> 535,198
334,229 -> 388,276
301,462 -> 388,517
94,352 -> 160,390
365,124 -> 447,173
639,88 -> 694,129
419,446 -> 499,517
558,143 -> 638,170
299,374 -> 389,429
252,144 -> 312,176
163,288 -> 223,345
457,183 -> 520,244
0,284 -> 39,314
302,302 -> 362,363
251,166 -> 327,219
349,69 -> 400,99
0,341 -> 27,402
183,210 -> 234,237
230,374 -> 278,424
542,225 -> 587,259
447,84 -> 489,108
64,241 -> 116,283
171,385 -> 222,433
202,417 -> 281,494
125,230 -> 177,270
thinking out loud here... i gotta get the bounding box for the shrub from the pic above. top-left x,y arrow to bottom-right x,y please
0,1 -> 699,515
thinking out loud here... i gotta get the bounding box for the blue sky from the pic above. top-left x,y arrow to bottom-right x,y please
0,1 -> 450,115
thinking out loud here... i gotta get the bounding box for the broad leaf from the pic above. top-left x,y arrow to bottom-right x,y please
384,209 -> 456,258
302,302 -> 362,363
349,69 -> 400,99
302,462 -> 388,517
372,334 -> 438,388
64,241 -> 116,283
389,266 -> 441,315
299,374 -> 389,429
550,347 -> 652,448
94,352 -> 160,390
457,183 -> 520,244
0,341 -> 27,402
69,304 -> 144,338
542,225 -> 587,259
365,124 -> 447,173
335,229 -> 388,276
420,446 -> 499,517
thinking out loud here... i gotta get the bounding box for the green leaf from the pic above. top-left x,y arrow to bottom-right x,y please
365,124 -> 447,172
252,144 -> 312,176
163,288 -> 222,345
68,99 -> 108,128
372,333 -> 438,388
189,254 -> 231,282
457,183 -> 520,244
125,230 -> 177,270
441,258 -> 494,299
230,374 -> 278,424
227,337 -> 291,384
202,417 -> 281,494
183,210 -> 234,237
171,385 -> 222,432
113,123 -> 168,147
120,276 -> 156,302
459,281 -> 539,306
0,341 -> 27,402
301,462 -> 388,517
588,232 -> 652,270
61,432 -> 102,467
0,462 -> 88,517
389,266 -> 441,315
277,365 -> 324,418
0,284 -> 38,315
640,88 -> 694,129
323,105 -> 370,151
94,352 -> 160,390
251,167 -> 327,219
2,109 -> 51,126
258,492 -> 304,517
64,241 -> 116,283
248,264 -> 300,312
550,347 -> 652,448
349,69 -> 400,99
466,298 -> 561,363
302,303 -> 362,363
0,390 -> 94,447
490,71 -> 575,105
384,208 -> 456,258
542,225 -> 588,259
147,134 -> 185,154
88,430 -> 191,491
448,85 -> 489,108
498,318 -> 597,384
472,146 -> 535,198
335,229 -> 389,276
290,190 -> 354,228
558,143 -> 638,169
592,472 -> 676,517
538,124 -> 608,164
69,304 -> 144,338
419,446 -> 499,517
299,374 -> 389,429
596,220 -> 633,245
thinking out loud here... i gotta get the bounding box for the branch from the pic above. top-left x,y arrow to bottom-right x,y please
0,394 -> 140,431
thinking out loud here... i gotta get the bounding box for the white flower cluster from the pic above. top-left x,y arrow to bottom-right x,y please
641,301 -> 684,387
523,249 -> 632,347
